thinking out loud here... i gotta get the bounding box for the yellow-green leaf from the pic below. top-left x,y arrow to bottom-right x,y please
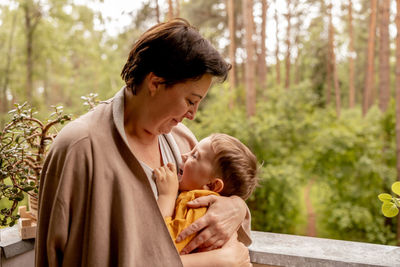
392,182 -> 400,196
378,193 -> 392,202
382,202 -> 399,218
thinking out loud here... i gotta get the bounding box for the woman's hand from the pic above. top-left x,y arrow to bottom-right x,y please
221,233 -> 252,267
178,195 -> 247,254
180,233 -> 251,267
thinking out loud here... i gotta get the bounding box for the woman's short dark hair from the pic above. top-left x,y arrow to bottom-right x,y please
121,18 -> 231,93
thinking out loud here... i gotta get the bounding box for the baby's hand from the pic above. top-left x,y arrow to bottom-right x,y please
154,163 -> 179,197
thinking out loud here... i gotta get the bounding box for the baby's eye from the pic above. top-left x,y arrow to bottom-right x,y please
191,152 -> 198,159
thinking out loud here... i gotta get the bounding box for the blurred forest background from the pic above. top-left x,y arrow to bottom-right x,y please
1,0 -> 400,245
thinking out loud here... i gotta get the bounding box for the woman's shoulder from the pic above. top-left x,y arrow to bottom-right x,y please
52,103 -> 112,150
51,118 -> 91,152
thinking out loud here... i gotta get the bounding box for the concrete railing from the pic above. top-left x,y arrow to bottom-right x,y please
1,227 -> 399,266
249,231 -> 400,266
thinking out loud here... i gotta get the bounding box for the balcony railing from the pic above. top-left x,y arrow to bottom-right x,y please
1,226 -> 399,266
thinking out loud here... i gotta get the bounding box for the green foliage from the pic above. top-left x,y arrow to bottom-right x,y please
186,81 -> 397,244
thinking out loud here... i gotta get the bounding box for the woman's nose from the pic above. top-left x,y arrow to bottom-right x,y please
184,104 -> 199,120
184,111 -> 194,120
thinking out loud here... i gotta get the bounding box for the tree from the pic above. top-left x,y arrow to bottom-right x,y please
1,11 -> 17,113
327,2 -> 341,117
155,0 -> 160,23
274,2 -> 281,85
175,0 -> 180,17
168,0 -> 174,20
395,0 -> 400,246
348,0 -> 356,108
285,0 -> 292,89
326,4 -> 332,106
363,0 -> 377,116
22,0 -> 42,102
258,0 -> 268,88
243,0 -> 256,117
293,17 -> 303,85
227,0 -> 237,107
379,0 -> 390,112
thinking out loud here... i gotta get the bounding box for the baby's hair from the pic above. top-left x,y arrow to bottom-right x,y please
209,133 -> 258,200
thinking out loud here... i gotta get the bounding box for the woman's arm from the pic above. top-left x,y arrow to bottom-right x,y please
178,195 -> 248,254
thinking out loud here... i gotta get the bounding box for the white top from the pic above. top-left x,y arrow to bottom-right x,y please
139,134 -> 180,198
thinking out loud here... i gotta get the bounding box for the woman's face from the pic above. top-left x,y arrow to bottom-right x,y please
178,137 -> 216,191
147,74 -> 212,135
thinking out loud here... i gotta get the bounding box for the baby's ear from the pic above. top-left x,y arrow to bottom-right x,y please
204,178 -> 224,193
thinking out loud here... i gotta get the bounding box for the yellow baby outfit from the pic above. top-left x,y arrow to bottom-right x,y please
165,189 -> 220,252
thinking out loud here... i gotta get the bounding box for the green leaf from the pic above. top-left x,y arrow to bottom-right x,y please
394,198 -> 400,208
378,193 -> 393,202
382,202 -> 399,217
392,182 -> 400,196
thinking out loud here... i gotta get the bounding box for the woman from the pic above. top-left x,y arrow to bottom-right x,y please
36,18 -> 251,266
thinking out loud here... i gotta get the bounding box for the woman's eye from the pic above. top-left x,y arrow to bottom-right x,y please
187,99 -> 195,106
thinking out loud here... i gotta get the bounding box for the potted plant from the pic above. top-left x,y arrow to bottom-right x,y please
0,93 -> 98,238
0,103 -> 71,238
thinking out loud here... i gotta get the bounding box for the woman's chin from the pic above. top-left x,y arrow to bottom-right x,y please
158,123 -> 178,134
158,127 -> 173,134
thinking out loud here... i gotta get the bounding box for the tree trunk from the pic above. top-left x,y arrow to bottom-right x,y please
227,0 -> 237,108
332,40 -> 341,117
348,0 -> 356,108
155,0 -> 160,23
175,0 -> 180,17
243,0 -> 256,117
274,3 -> 281,85
363,0 -> 377,116
326,3 -> 333,106
43,59 -> 49,104
379,0 -> 390,112
168,0 -> 174,20
328,3 -> 341,117
285,0 -> 292,89
258,0 -> 268,89
395,0 -> 400,246
294,30 -> 301,85
24,3 -> 33,102
1,12 -> 17,113
23,0 -> 41,103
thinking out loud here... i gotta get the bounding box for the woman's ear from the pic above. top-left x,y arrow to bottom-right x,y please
147,72 -> 165,96
203,178 -> 224,193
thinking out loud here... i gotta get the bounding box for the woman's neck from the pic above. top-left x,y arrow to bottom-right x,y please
123,86 -> 157,145
123,86 -> 162,168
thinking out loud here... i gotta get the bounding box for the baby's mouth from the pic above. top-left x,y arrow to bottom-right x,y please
178,168 -> 183,181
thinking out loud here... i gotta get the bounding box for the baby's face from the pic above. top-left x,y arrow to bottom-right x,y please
178,137 -> 217,191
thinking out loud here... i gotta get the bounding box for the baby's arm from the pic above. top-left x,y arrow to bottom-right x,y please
154,163 -> 179,217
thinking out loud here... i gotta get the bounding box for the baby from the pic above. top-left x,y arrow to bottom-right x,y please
154,133 -> 258,252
